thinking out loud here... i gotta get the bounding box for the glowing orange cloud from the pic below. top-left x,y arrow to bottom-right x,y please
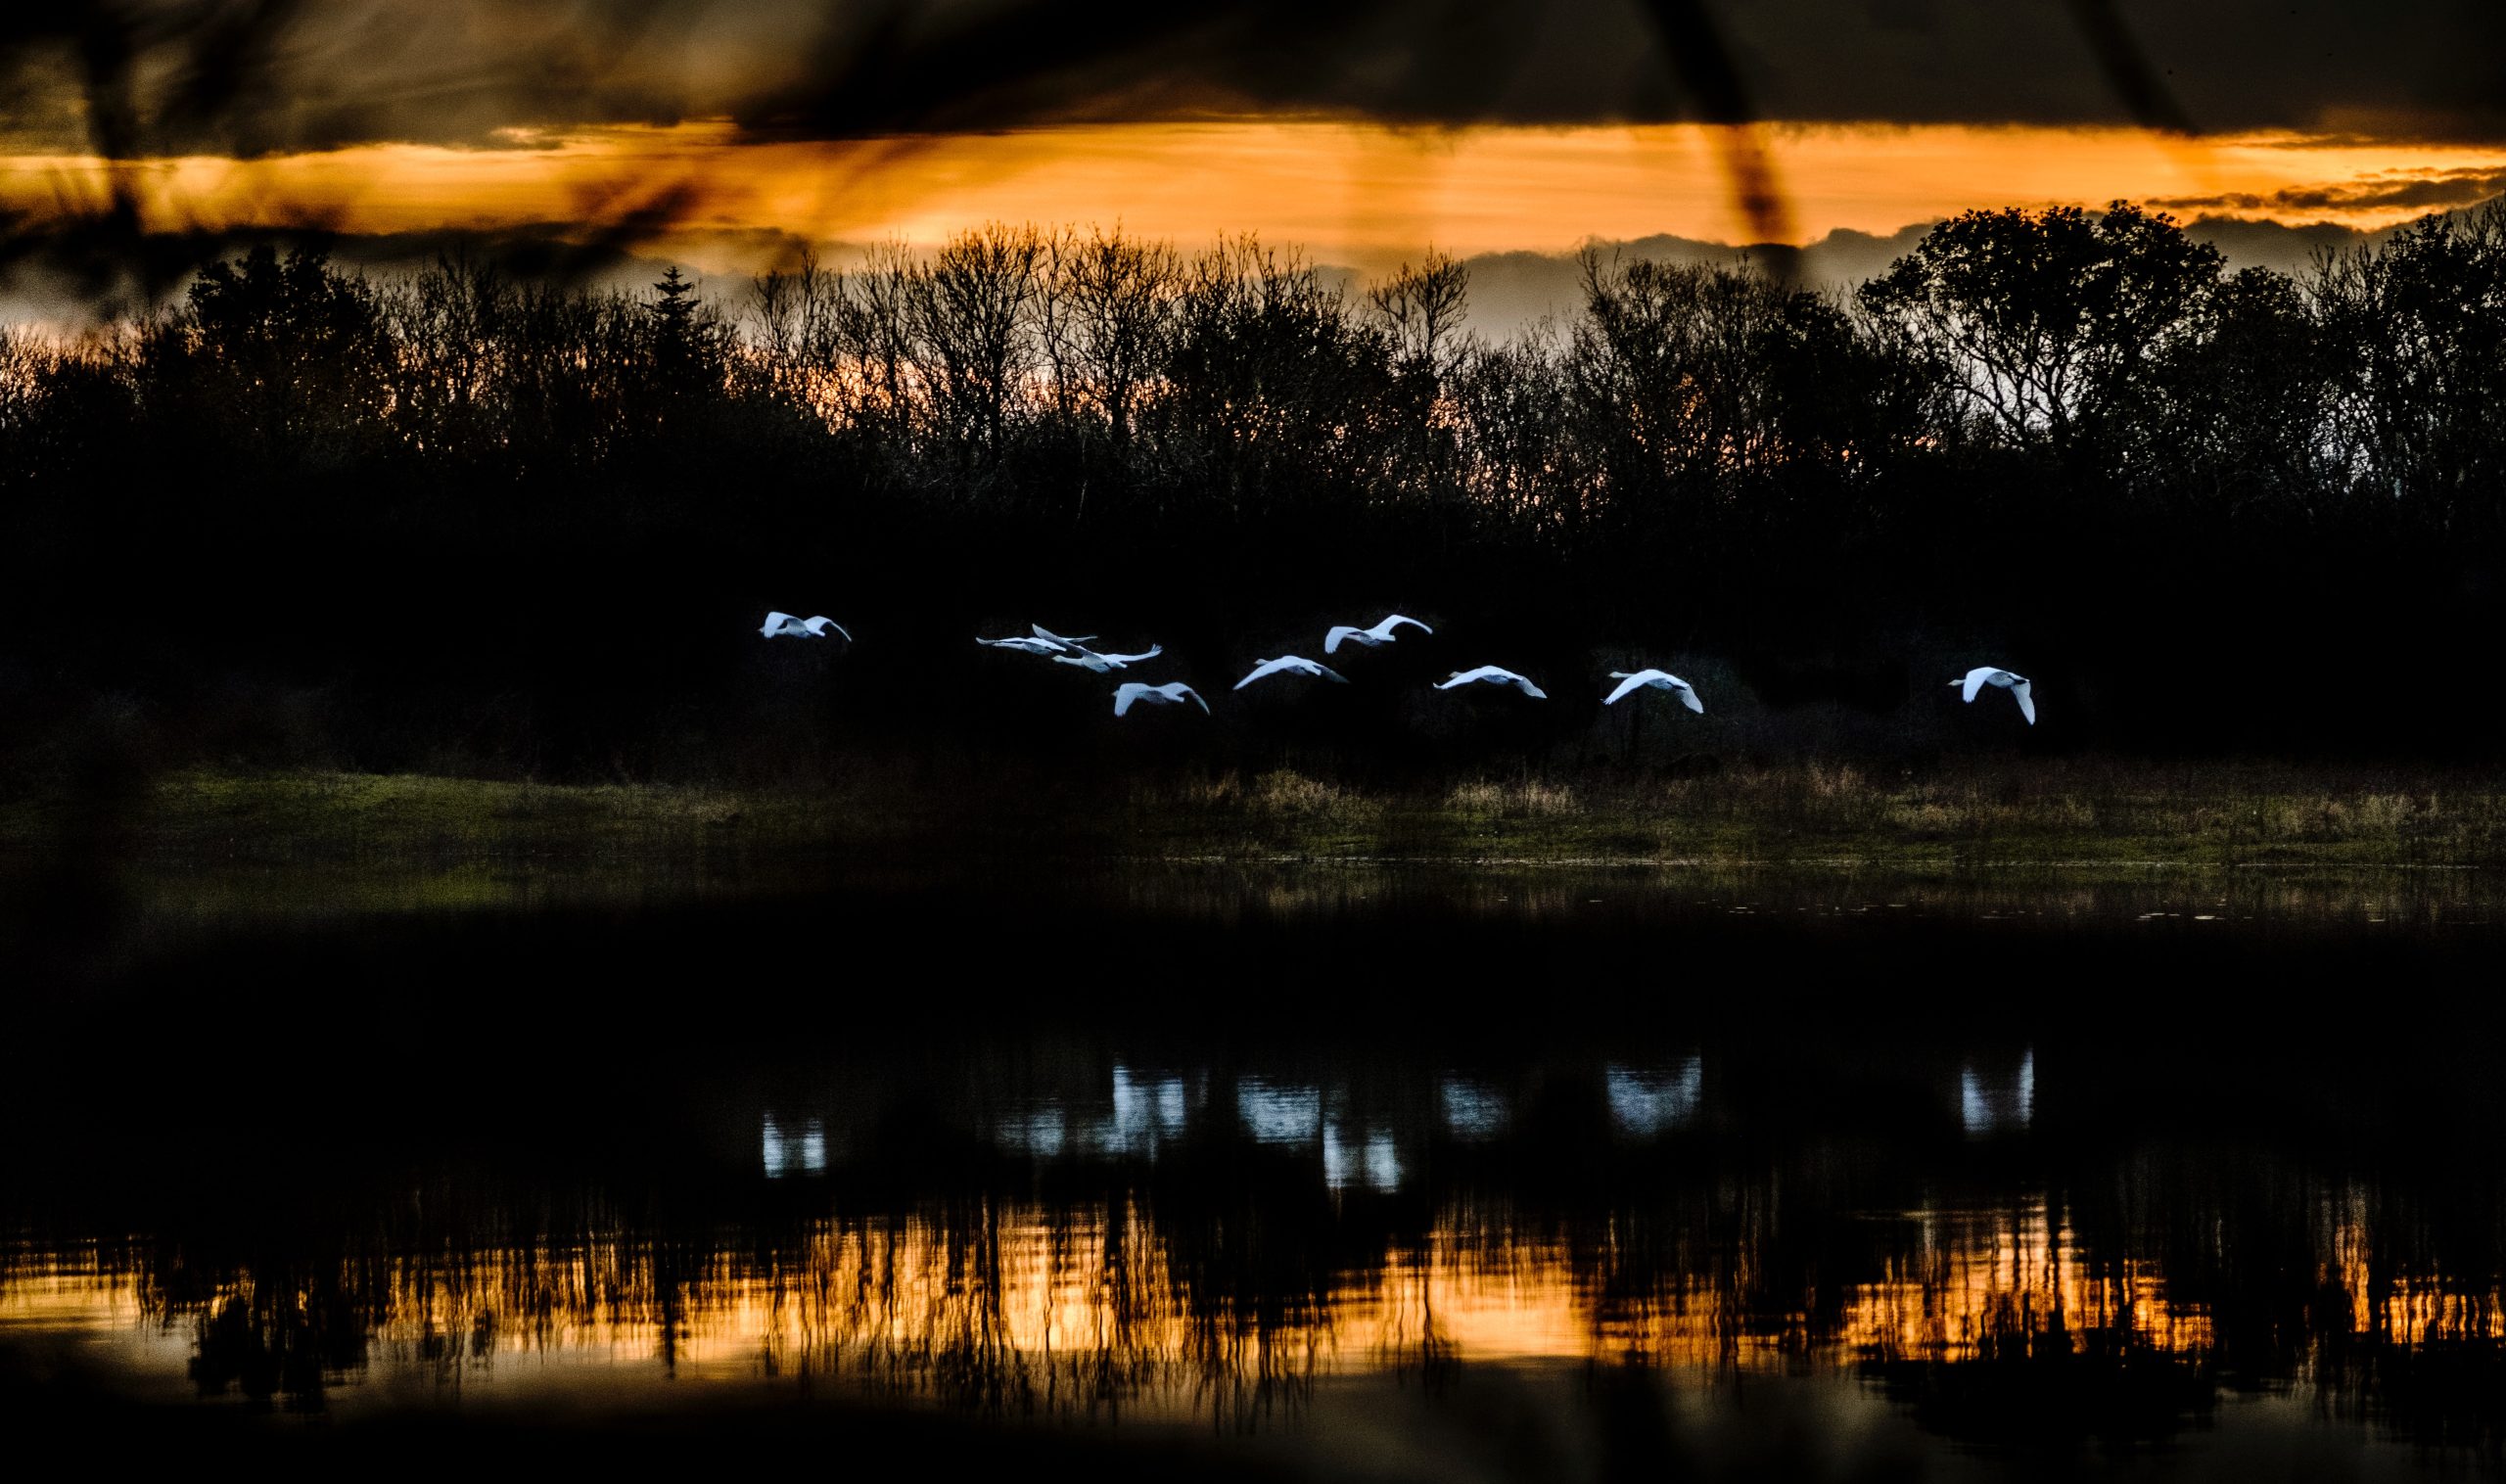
6,119 -> 2502,278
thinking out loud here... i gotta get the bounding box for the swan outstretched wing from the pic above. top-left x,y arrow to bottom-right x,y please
1961,668 -> 1991,703
1176,684 -> 1211,715
1603,672 -> 1650,705
1241,656 -> 1348,689
1675,681 -> 1704,714
1375,614 -> 1431,639
1447,667 -> 1539,696
762,611 -> 796,637
1323,626 -> 1362,654
2014,681 -> 2036,724
1112,683 -> 1144,716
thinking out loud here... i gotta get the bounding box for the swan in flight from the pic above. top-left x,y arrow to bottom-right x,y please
1604,670 -> 1704,712
1233,656 -> 1349,691
1114,681 -> 1210,717
1435,666 -> 1547,699
1324,614 -> 1431,654
1054,643 -> 1164,673
1952,666 -> 2036,724
978,625 -> 1097,654
762,612 -> 851,640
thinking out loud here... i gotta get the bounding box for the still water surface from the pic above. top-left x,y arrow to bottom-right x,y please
6,864 -> 2504,1477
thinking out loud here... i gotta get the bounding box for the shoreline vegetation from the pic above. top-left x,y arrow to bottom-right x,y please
14,762 -> 2506,873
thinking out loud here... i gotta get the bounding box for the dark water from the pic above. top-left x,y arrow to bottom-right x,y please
6,864 -> 2506,1478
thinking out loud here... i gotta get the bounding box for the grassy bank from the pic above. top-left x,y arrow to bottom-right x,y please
9,761 -> 2506,871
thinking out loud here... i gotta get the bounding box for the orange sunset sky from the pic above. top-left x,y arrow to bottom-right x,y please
6,1 -> 2506,313
9,119 -> 2506,278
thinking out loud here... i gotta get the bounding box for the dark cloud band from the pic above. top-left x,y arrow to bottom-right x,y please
2156,168 -> 2506,215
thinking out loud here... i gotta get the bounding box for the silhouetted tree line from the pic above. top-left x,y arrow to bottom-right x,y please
3,200 -> 2504,777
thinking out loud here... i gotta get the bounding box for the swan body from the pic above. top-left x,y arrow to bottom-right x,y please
1233,656 -> 1349,691
1604,670 -> 1703,712
1952,666 -> 2035,724
1054,643 -> 1164,673
1113,681 -> 1210,717
1435,666 -> 1547,699
1323,613 -> 1432,654
762,612 -> 850,640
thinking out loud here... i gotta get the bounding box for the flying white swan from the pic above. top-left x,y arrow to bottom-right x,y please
1233,656 -> 1349,691
1434,666 -> 1547,699
1113,681 -> 1210,717
978,624 -> 1099,654
1953,666 -> 2036,724
1603,670 -> 1704,712
1054,643 -> 1164,673
761,612 -> 851,640
1323,613 -> 1431,654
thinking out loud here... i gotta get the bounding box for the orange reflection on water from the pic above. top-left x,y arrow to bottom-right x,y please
11,1191 -> 2502,1413
1843,1203 -> 2212,1362
2318,1183 -> 2506,1347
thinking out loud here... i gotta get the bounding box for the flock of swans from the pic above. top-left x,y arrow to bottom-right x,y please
764,611 -> 2039,724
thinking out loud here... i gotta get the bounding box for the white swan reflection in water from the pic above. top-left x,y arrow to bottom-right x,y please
1219,1080 -> 1405,1191
1236,1079 -> 1323,1144
970,1073 -> 1411,1192
1439,1076 -> 1508,1140
1606,1060 -> 1704,1136
972,1064 -> 1718,1185
793,1054 -> 2007,1184
1110,1065 -> 1191,1152
1323,1122 -> 1402,1192
761,1114 -> 827,1178
1961,1049 -> 2036,1135
987,1065 -> 1199,1158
